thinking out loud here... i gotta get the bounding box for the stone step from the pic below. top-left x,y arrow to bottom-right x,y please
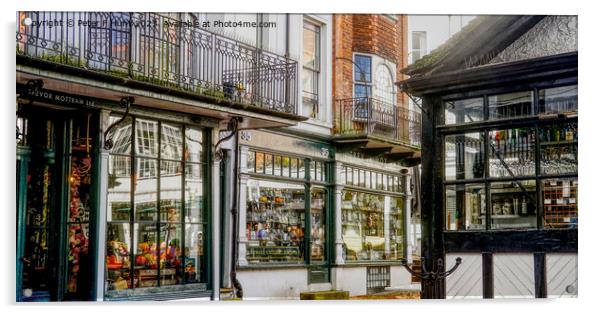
300,290 -> 349,300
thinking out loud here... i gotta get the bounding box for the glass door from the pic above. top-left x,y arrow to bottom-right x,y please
16,107 -> 97,301
308,187 -> 329,283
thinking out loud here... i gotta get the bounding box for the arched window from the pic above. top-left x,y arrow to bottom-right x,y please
374,64 -> 395,105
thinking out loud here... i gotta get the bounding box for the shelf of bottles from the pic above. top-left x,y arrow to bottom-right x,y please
246,179 -> 306,263
539,123 -> 578,175
490,180 -> 537,229
543,178 -> 578,228
489,127 -> 536,178
445,184 -> 486,231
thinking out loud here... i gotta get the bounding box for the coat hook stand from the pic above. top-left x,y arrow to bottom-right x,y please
401,257 -> 462,298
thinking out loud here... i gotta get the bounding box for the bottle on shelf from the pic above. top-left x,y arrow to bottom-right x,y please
521,196 -> 528,216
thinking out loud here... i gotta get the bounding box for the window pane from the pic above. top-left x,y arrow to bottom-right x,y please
389,197 -> 405,260
185,164 -> 204,223
354,55 -> 371,82
358,169 -> 365,187
316,162 -> 323,182
135,158 -> 157,221
107,116 -> 132,154
538,85 -> 578,115
539,123 -> 578,175
488,91 -> 533,120
133,223 -> 158,288
245,179 -> 305,264
160,161 -> 182,222
303,21 -> 319,69
341,191 -> 385,261
489,128 -> 535,178
255,152 -> 265,174
310,188 -> 326,262
161,123 -> 182,160
309,160 -> 316,181
543,178 -> 578,229
105,223 -> 132,293
354,84 -> 371,98
108,155 -> 131,221
246,151 -> 255,173
353,168 -> 359,186
265,154 -> 273,175
159,223 -> 182,286
298,159 -> 305,179
135,118 -> 158,157
445,184 -> 486,231
185,128 -> 204,163
282,156 -> 290,177
445,98 -> 484,125
274,155 -> 282,176
445,133 -> 485,181
184,224 -> 205,283
490,180 -> 537,230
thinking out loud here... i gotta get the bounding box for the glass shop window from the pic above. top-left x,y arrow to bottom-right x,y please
539,123 -> 578,175
341,191 -> 403,261
542,178 -> 577,229
488,127 -> 536,178
488,91 -> 533,120
444,98 -> 484,125
490,180 -> 537,230
444,132 -> 486,181
538,85 -> 578,115
445,183 -> 486,231
245,179 -> 306,264
105,117 -> 207,298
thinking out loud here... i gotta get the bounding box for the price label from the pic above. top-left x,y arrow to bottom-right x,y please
569,198 -> 576,204
556,199 -> 565,205
544,199 -> 552,205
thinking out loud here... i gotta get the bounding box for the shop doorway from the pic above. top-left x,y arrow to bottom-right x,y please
16,105 -> 98,301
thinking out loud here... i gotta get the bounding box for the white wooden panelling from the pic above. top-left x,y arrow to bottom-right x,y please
446,253 -> 482,298
493,253 -> 535,298
546,253 -> 578,298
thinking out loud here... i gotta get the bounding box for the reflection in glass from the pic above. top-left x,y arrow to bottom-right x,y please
246,151 -> 255,173
184,224 -> 204,283
445,132 -> 485,180
490,180 -> 537,230
135,158 -> 157,221
538,85 -> 578,115
489,128 -> 535,178
539,123 -> 578,175
135,119 -> 158,157
489,91 -> 532,120
185,128 -> 204,163
107,116 -> 132,155
108,156 -> 131,222
445,98 -> 484,125
388,197 -> 405,260
160,161 -> 182,222
161,123 -> 182,160
185,164 -> 204,223
445,184 -> 485,231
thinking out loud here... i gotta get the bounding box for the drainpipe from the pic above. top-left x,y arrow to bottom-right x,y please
229,122 -> 243,299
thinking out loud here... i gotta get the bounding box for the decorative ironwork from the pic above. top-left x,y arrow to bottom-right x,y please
214,117 -> 243,162
16,12 -> 298,115
336,97 -> 422,147
103,96 -> 133,150
401,257 -> 462,281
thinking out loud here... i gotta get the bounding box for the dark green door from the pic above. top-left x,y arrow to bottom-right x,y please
16,107 -> 97,301
308,187 -> 329,284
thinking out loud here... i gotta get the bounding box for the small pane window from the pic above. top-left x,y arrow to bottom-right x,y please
539,123 -> 578,175
445,184 -> 486,231
490,180 -> 537,230
538,85 -> 578,115
488,91 -> 533,120
444,133 -> 486,181
489,128 -> 535,178
444,98 -> 484,125
543,178 -> 578,229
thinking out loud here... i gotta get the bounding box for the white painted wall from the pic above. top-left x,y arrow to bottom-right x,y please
493,253 -> 535,298
446,253 -> 483,299
546,253 -> 578,298
332,267 -> 367,296
237,268 -> 308,299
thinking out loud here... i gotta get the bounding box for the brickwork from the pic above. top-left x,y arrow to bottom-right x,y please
332,14 -> 409,134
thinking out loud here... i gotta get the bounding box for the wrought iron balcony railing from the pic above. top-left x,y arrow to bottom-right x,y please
16,12 -> 298,115
336,97 -> 421,147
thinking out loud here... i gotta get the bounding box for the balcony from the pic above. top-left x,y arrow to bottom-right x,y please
335,97 -> 421,163
16,12 -> 298,118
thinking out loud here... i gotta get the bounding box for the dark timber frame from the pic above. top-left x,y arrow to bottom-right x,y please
400,52 -> 578,299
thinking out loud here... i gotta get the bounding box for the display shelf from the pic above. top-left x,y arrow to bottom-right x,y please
543,179 -> 577,228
